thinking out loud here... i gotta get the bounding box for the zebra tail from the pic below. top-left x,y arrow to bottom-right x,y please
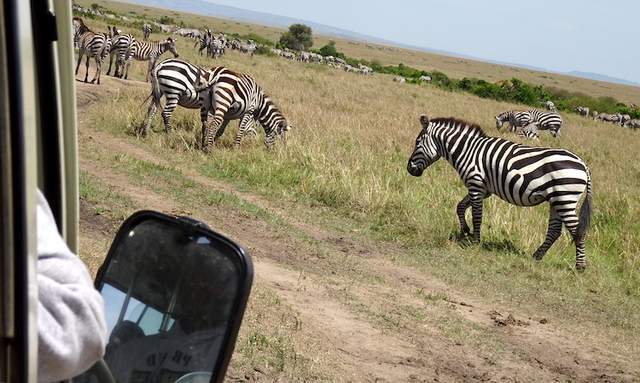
576,171 -> 592,241
139,64 -> 162,109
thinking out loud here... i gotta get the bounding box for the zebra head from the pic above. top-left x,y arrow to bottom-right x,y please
495,112 -> 508,129
165,37 -> 179,58
407,114 -> 440,177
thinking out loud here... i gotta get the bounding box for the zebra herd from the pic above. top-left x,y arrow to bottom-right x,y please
74,17 -> 179,84
72,17 -> 599,271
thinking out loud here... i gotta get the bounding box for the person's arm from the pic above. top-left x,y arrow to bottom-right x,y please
36,190 -> 107,382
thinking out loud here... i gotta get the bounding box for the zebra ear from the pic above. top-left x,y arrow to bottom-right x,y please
419,114 -> 429,127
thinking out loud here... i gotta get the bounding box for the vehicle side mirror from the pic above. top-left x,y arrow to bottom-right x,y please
74,211 -> 252,383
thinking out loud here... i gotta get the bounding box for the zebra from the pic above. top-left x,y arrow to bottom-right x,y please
594,113 -> 620,123
407,115 -> 592,270
575,106 -> 590,117
619,114 -> 631,125
495,110 -> 533,134
209,37 -> 226,59
121,37 -> 179,81
542,100 -> 557,112
195,30 -> 211,56
527,109 -> 563,137
106,31 -> 135,77
141,59 -> 258,139
623,119 -> 640,129
194,65 -> 292,151
73,17 -> 112,85
142,24 -> 152,41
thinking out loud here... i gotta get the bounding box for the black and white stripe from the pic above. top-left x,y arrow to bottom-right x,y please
141,59 -> 258,140
407,115 -> 592,270
106,32 -> 135,77
527,109 -> 563,137
195,65 -> 292,150
121,38 -> 179,80
142,24 -> 152,41
495,110 -> 533,133
73,18 -> 111,85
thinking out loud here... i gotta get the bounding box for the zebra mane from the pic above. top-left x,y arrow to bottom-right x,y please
73,17 -> 91,34
431,117 -> 487,138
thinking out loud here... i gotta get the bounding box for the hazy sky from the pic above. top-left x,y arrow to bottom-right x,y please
204,0 -> 639,84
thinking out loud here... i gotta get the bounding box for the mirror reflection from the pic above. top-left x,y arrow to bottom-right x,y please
86,217 -> 241,383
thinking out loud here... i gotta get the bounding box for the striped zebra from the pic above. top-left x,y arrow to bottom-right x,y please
495,110 -> 533,133
594,113 -> 620,123
575,106 -> 590,117
106,31 -> 135,77
194,65 -> 292,151
407,115 -> 592,270
527,109 -> 563,137
73,17 -> 112,85
142,24 -> 152,41
121,38 -> 179,81
141,59 -> 258,139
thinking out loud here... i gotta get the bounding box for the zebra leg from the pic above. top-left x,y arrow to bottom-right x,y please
141,99 -> 158,137
214,120 -> 230,140
75,50 -> 84,76
84,53 -> 91,83
161,96 -> 179,133
558,208 -> 587,270
234,113 -> 254,147
469,191 -> 486,243
107,53 -> 114,76
456,195 -> 472,236
202,115 -> 224,152
532,207 -> 562,261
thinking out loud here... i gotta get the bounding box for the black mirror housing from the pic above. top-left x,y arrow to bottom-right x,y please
75,211 -> 252,383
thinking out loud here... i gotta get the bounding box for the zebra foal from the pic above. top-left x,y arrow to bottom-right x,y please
407,115 -> 592,270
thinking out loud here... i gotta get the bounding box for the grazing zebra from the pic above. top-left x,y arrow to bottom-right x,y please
73,17 -> 112,84
106,31 -> 135,77
407,115 -> 592,270
194,65 -> 292,151
141,59 -> 258,139
527,109 -> 563,137
495,110 -> 533,133
575,106 -> 590,117
594,113 -> 620,123
542,100 -> 557,112
619,114 -> 631,125
121,37 -> 179,81
623,119 -> 640,129
142,24 -> 152,41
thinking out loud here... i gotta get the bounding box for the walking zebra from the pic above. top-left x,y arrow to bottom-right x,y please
141,59 -> 258,139
527,109 -> 563,137
121,38 -> 179,81
407,115 -> 592,270
106,31 -> 135,77
194,65 -> 292,151
73,17 -> 112,84
142,24 -> 152,41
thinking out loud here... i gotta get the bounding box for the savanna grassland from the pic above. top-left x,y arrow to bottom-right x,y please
74,3 -> 640,382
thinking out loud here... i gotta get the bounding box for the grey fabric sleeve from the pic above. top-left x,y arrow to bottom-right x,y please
36,190 -> 107,382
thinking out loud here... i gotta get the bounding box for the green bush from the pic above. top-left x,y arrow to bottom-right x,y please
279,24 -> 313,51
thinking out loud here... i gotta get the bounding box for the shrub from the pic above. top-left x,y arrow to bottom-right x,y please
279,24 -> 313,51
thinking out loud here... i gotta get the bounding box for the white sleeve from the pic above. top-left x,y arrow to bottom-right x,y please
36,190 -> 107,382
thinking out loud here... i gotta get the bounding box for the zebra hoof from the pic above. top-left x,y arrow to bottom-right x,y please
532,251 -> 545,261
575,263 -> 587,272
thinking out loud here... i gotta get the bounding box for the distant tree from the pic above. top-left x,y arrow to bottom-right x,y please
279,23 -> 313,51
90,3 -> 101,10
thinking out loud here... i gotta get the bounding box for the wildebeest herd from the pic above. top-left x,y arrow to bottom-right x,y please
73,15 -> 636,271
